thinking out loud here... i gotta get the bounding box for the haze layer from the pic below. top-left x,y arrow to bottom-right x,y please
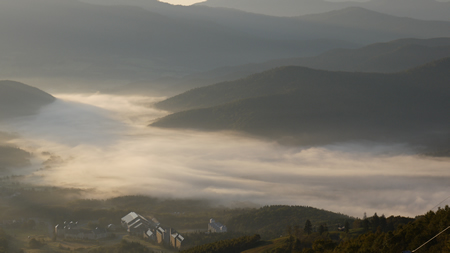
1,94 -> 449,218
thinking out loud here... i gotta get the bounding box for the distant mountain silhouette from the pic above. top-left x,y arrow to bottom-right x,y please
295,7 -> 450,43
112,37 -> 450,96
198,0 -> 450,21
0,80 -> 55,120
2,0 -> 450,92
210,37 -> 450,75
0,0 -> 356,91
154,57 -> 450,112
152,58 -> 450,152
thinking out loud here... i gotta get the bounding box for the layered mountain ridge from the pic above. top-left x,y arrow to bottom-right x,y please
2,0 -> 450,92
198,0 -> 450,21
114,37 -> 450,96
152,58 -> 450,151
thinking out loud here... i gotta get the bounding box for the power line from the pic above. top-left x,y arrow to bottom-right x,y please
402,225 -> 450,253
430,195 -> 450,211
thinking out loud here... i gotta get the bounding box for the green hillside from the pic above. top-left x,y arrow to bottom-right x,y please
0,80 -> 55,120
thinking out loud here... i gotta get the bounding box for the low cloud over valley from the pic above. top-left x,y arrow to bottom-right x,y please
1,94 -> 449,218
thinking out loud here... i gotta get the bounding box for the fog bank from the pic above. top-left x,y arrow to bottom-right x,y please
2,94 -> 450,218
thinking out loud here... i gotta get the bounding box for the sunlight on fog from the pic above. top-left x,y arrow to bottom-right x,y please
1,94 -> 449,217
159,0 -> 204,5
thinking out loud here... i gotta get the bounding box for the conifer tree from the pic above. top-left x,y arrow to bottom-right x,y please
304,220 -> 312,235
344,221 -> 350,233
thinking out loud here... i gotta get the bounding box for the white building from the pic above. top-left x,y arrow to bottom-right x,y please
121,212 -> 158,235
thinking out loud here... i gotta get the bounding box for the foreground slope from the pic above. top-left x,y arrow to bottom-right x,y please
246,207 -> 450,253
180,207 -> 450,253
0,80 -> 55,120
152,58 -> 450,149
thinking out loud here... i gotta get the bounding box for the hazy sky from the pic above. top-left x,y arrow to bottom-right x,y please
160,0 -> 450,4
2,94 -> 450,218
160,0 -> 203,5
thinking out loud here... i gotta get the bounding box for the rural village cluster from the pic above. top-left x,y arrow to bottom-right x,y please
53,212 -> 227,250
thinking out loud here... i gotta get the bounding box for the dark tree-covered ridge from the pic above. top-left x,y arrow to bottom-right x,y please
0,80 -> 55,120
226,205 -> 353,238
152,58 -> 450,153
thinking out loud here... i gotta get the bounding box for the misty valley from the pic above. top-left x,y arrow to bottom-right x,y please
0,0 -> 450,252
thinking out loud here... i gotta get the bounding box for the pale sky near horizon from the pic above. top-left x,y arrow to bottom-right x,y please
159,0 -> 203,5
160,0 -> 450,5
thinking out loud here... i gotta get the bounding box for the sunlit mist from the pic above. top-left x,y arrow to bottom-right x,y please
1,94 -> 449,218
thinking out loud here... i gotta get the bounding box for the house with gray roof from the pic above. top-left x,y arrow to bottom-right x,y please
208,218 -> 227,233
121,212 -> 158,235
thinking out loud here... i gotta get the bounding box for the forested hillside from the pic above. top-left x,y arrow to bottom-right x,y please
325,207 -> 450,253
181,207 -> 449,253
253,207 -> 450,253
226,206 -> 353,238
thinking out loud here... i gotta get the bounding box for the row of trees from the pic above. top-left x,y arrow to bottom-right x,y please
353,213 -> 413,233
298,219 -> 348,236
332,207 -> 450,253
227,206 -> 353,238
260,207 -> 450,253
